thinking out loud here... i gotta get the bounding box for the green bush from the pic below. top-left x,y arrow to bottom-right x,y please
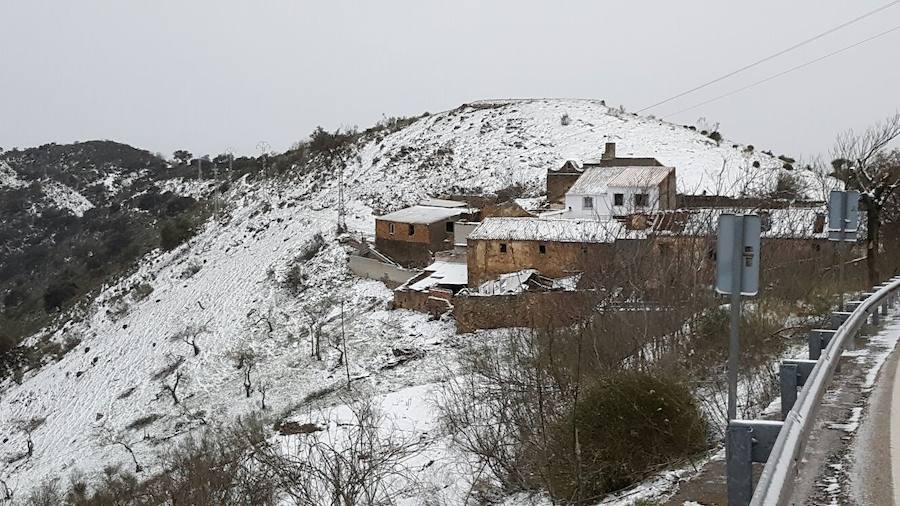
159,217 -> 195,251
541,373 -> 708,502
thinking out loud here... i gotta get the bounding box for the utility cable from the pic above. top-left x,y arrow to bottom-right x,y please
637,0 -> 900,113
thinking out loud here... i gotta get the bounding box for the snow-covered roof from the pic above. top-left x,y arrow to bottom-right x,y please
567,166 -> 672,195
406,260 -> 468,291
606,166 -> 673,188
377,205 -> 472,224
419,198 -> 468,208
476,269 -> 538,295
651,207 -> 832,240
467,217 -> 641,243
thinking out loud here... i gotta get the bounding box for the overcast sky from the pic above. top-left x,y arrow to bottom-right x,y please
2,1 -> 899,160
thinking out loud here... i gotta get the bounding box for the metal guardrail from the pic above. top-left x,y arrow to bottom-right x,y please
726,275 -> 900,505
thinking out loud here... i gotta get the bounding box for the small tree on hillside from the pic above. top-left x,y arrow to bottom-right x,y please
173,150 -> 192,165
832,112 -> 900,284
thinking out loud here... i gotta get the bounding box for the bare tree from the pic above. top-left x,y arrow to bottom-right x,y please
169,324 -> 207,356
299,297 -> 334,361
162,371 -> 186,405
257,397 -> 425,505
257,382 -> 270,410
833,112 -> 900,284
227,347 -> 259,399
0,476 -> 12,501
97,425 -> 143,473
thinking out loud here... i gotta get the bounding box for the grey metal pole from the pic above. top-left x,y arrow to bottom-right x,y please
728,215 -> 745,422
838,191 -> 848,309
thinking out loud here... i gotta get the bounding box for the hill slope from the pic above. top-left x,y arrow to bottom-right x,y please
0,99 -> 834,501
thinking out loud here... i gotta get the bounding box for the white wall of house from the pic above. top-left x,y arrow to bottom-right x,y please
564,185 -> 660,219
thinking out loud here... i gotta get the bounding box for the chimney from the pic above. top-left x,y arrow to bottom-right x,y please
602,142 -> 616,160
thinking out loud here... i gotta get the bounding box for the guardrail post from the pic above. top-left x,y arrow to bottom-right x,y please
727,424 -> 754,506
831,311 -> 852,329
780,363 -> 798,420
727,420 -> 784,505
780,359 -> 817,419
808,329 -> 836,360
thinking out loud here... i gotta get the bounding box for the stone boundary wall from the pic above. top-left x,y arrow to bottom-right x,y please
348,255 -> 418,287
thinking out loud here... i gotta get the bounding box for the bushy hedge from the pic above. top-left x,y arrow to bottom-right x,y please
542,373 -> 708,502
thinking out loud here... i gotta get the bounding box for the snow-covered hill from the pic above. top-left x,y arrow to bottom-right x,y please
0,99 -> 833,502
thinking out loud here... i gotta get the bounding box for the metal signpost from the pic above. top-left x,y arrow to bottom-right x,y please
718,214 -> 761,505
827,190 -> 860,308
716,214 -> 761,421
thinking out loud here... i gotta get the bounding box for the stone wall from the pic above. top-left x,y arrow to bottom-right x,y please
393,288 -> 454,316
547,172 -> 582,204
454,290 -> 588,333
348,255 -> 418,287
467,238 -> 614,286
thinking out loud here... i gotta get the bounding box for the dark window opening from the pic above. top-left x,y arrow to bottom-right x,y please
446,221 -> 454,233
582,196 -> 594,209
614,193 -> 624,206
408,224 -> 415,236
539,244 -> 546,255
499,243 -> 507,253
760,211 -> 772,232
389,223 -> 395,235
634,193 -> 649,207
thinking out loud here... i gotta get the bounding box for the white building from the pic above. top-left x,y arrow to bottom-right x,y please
564,164 -> 676,220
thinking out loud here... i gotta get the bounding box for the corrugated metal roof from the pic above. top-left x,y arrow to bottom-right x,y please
406,261 -> 468,291
566,167 -> 624,195
567,166 -> 672,195
467,217 -> 642,243
606,166 -> 672,188
378,205 -> 471,224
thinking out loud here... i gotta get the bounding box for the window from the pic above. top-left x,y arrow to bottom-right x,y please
499,243 -> 507,253
613,193 -> 624,206
446,221 -> 454,233
389,223 -> 395,235
539,244 -> 546,255
760,211 -> 772,232
634,193 -> 649,207
582,196 -> 594,209
408,224 -> 415,236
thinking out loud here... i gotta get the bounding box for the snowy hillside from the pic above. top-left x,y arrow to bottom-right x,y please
343,99 -> 827,214
0,99 -> 832,501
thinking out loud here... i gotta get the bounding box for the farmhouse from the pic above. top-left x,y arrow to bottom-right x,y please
375,200 -> 477,267
466,217 -> 643,286
546,142 -> 671,206
564,164 -> 676,219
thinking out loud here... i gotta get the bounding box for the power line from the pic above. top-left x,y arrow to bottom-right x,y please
661,23 -> 900,119
637,0 -> 900,113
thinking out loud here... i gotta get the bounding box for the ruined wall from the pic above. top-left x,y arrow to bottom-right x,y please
454,291 -> 587,333
348,255 -> 418,287
453,290 -> 680,338
547,173 -> 582,205
467,239 -> 614,286
393,288 -> 454,316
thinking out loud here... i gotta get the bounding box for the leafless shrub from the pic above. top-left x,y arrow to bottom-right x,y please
169,324 -> 207,356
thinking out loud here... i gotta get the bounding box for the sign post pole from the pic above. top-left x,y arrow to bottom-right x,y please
828,190 -> 860,308
727,216 -> 744,421
719,213 -> 761,505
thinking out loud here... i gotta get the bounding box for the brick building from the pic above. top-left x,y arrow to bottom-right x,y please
466,217 -> 642,286
375,201 -> 477,267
